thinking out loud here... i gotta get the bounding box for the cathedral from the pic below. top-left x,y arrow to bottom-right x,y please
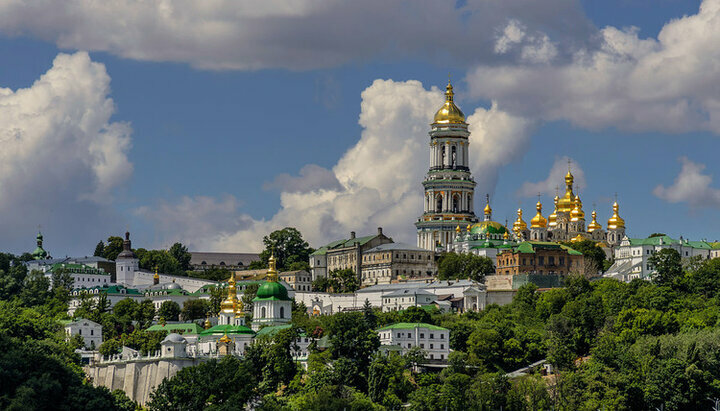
417,80 -> 628,254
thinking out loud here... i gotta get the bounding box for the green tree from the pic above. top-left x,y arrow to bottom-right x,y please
438,252 -> 495,282
258,227 -> 314,271
135,299 -> 156,329
139,250 -> 181,275
181,299 -> 209,321
368,352 -> 412,407
148,356 -> 257,410
168,242 -> 191,272
328,268 -> 358,293
561,239 -> 607,274
326,312 -> 380,391
158,301 -> 181,321
648,248 -> 682,286
19,270 -> 50,306
102,236 -> 125,260
0,262 -> 28,300
93,241 -> 105,257
242,283 -> 260,313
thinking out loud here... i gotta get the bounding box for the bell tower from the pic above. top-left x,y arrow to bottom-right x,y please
416,80 -> 478,251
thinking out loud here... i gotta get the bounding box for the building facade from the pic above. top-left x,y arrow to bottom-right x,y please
360,243 -> 437,286
377,323 -> 450,360
381,288 -> 437,312
310,228 -> 393,282
63,318 -> 103,349
279,270 -> 312,292
252,255 -> 293,331
495,242 -> 585,276
416,80 -> 478,251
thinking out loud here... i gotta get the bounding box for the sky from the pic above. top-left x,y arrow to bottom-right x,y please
0,0 -> 718,257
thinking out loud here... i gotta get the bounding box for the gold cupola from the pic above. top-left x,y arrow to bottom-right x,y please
570,195 -> 585,222
548,195 -> 559,228
588,210 -> 602,232
512,208 -> 527,234
607,201 -> 625,229
530,201 -> 547,228
266,252 -> 279,282
433,80 -> 466,124
557,170 -> 576,213
220,273 -> 238,314
456,224 -> 461,235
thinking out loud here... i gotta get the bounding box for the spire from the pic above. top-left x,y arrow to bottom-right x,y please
570,194 -> 585,222
455,224 -> 461,235
513,208 -> 527,234
32,231 -> 49,260
483,194 -> 492,221
548,195 -> 559,228
607,201 -> 626,229
204,313 -> 212,330
530,200 -> 547,228
267,251 -> 279,282
433,78 -> 466,124
117,231 -> 137,259
220,272 -> 238,314
153,266 -> 159,285
588,209 -> 602,232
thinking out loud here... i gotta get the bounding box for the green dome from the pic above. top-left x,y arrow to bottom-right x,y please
255,281 -> 290,301
469,221 -> 508,235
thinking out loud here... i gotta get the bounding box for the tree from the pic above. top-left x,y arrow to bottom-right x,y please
0,262 -> 28,300
139,250 -> 181,275
242,283 -> 260,313
93,241 -> 105,257
561,239 -> 607,274
148,356 -> 257,410
19,270 -> 50,306
181,299 -> 210,321
136,300 -> 156,329
649,248 -> 682,286
258,227 -> 314,271
158,301 -> 181,321
438,252 -> 495,282
326,312 -> 380,391
168,242 -> 191,272
368,352 -> 412,407
328,268 -> 358,293
102,236 -> 124,260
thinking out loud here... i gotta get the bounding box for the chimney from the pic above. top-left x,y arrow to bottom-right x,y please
377,227 -> 383,236
350,231 -> 356,239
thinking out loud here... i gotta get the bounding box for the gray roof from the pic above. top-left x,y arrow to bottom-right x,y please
383,288 -> 436,298
365,243 -> 430,253
162,333 -> 187,344
190,252 -> 260,267
358,279 -> 476,294
26,256 -> 112,266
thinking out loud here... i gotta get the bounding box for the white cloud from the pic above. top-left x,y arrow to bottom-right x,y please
495,19 -> 558,64
0,52 -> 132,254
263,164 -> 342,193
516,156 -> 586,198
653,157 -> 720,208
0,0 -> 593,70
139,79 -> 532,251
467,0 -> 720,134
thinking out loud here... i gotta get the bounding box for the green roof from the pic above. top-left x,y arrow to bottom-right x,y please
315,234 -> 379,252
628,236 -> 712,249
507,241 -> 583,256
254,281 -> 291,301
199,323 -> 255,336
310,246 -> 329,256
377,322 -> 448,332
146,323 -> 204,334
255,324 -> 292,337
73,284 -> 141,295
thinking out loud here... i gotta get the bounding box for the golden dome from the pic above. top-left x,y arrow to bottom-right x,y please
456,224 -> 461,234
570,233 -> 589,242
218,332 -> 232,344
512,208 -> 527,233
557,171 -> 576,213
587,210 -> 602,232
267,252 -> 279,282
466,224 -> 471,232
203,316 -> 211,330
484,202 -> 492,215
607,201 -> 625,229
548,196 -> 559,228
503,231 -> 509,240
433,80 -> 466,124
530,201 -> 547,228
220,274 -> 238,314
570,195 -> 585,222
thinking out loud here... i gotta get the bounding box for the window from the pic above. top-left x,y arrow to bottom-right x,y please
420,344 -> 424,348
261,307 -> 266,318
440,334 -> 445,339
430,344 -> 434,349
90,329 -> 94,335
430,333 -> 434,339
440,344 -> 444,349
79,329 -> 82,335
420,333 -> 424,338
280,306 -> 285,318
549,256 -> 554,265
440,354 -> 444,360
397,333 -> 401,338
538,256 -> 545,265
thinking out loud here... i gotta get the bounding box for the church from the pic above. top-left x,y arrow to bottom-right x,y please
416,80 -> 628,256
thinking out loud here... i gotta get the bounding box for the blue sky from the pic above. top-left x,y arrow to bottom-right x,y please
0,0 -> 717,256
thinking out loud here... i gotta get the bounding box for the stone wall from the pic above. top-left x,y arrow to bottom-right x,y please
85,357 -> 204,405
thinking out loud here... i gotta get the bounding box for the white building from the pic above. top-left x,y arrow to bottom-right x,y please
68,285 -> 144,316
252,255 -> 292,331
605,235 -> 713,281
381,288 -> 437,312
63,318 -> 103,349
279,270 -> 312,292
377,322 -> 450,360
360,243 -> 437,286
41,262 -> 112,289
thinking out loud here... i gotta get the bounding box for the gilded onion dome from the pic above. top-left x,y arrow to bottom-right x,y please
548,195 -> 559,228
433,80 -> 466,124
570,195 -> 585,222
203,316 -> 211,330
512,208 -> 527,233
587,210 -> 602,232
607,201 -> 626,229
530,201 -> 547,228
220,273 -> 238,314
557,170 -> 576,213
455,224 -> 461,234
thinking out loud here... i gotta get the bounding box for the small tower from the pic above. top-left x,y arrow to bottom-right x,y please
606,201 -> 626,246
569,194 -> 586,234
31,231 -> 49,260
530,201 -> 548,241
218,273 -> 239,326
153,266 -> 160,285
252,253 -> 292,331
483,194 -> 492,222
512,209 -> 529,241
217,332 -> 235,357
587,209 -> 605,241
115,231 -> 139,286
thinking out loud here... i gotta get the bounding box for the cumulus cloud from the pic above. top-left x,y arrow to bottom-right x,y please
263,164 -> 342,193
0,52 -> 132,254
516,156 -> 586,198
139,79 -> 532,251
467,0 -> 720,134
494,19 -> 558,64
0,0 -> 593,70
653,157 -> 720,208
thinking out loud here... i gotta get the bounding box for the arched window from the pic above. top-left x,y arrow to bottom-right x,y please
436,195 -> 443,212
441,145 -> 446,166
467,194 -> 472,211
261,307 -> 266,318
452,195 -> 459,213
280,306 -> 285,318
451,146 -> 457,168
